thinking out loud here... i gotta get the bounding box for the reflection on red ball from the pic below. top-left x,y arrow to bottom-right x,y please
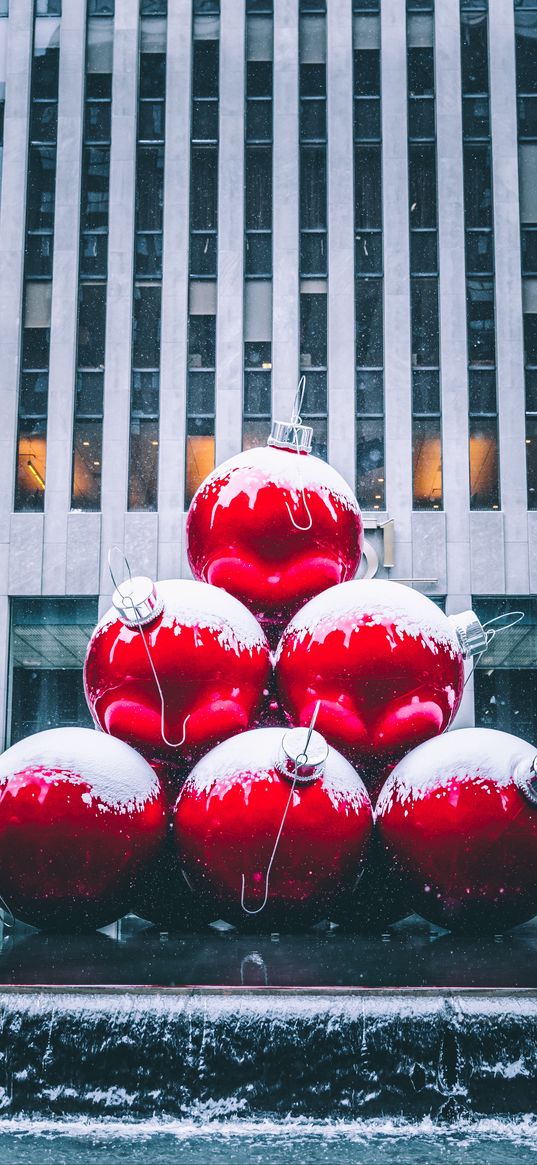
173,726 -> 373,929
84,580 -> 271,765
376,728 -> 537,932
186,445 -> 363,633
275,580 -> 465,776
0,728 -> 167,930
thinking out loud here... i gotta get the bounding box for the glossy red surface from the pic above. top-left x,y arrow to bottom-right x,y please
173,727 -> 373,929
376,729 -> 537,932
186,445 -> 363,627
84,581 -> 271,765
275,581 -> 465,777
0,732 -> 167,931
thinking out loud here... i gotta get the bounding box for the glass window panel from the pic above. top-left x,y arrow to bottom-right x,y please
300,147 -> 326,229
355,231 -> 382,275
136,145 -> 164,231
523,229 -> 537,275
71,419 -> 102,510
462,95 -> 490,138
190,147 -> 218,230
408,97 -> 435,139
353,48 -> 380,96
128,417 -> 159,510
302,414 -> 327,461
32,48 -> 59,101
243,370 -> 271,415
300,293 -> 327,366
356,369 -> 383,413
192,40 -> 219,99
188,314 -> 216,366
84,100 -> 111,143
515,19 -> 537,94
192,98 -> 218,140
131,371 -> 160,416
188,371 -> 216,414
353,97 -> 380,140
22,326 -> 50,369
15,419 -> 47,511
246,147 -> 272,230
244,340 -> 271,367
354,145 -> 382,229
300,63 -> 326,98
185,422 -> 215,506
469,368 -> 497,414
190,232 -> 217,276
410,229 -> 437,274
79,231 -> 108,279
243,419 -> 271,449
466,278 -> 496,364
469,416 -> 500,510
411,277 -> 439,366
86,72 -> 112,100
246,99 -> 272,142
525,367 -> 537,413
78,284 -> 106,368
139,52 -> 166,99
245,232 -> 272,276
409,144 -> 437,229
525,311 -> 537,364
30,100 -> 57,143
300,370 -> 327,413
460,12 -> 489,92
300,98 -> 325,140
356,416 -> 384,509
463,145 -> 493,228
527,414 -> 537,508
475,670 -> 537,741
75,371 -> 104,417
300,231 -> 327,277
412,368 -> 440,414
465,229 -> 494,275
135,232 -> 163,278
518,96 -> 537,138
138,99 -> 165,141
407,47 -> 434,97
25,232 -> 53,278
412,416 -> 443,509
132,284 -> 162,368
247,59 -> 272,97
26,146 -> 56,231
356,278 -> 383,365
88,0 -> 114,13
81,146 -> 109,231
19,372 -> 49,417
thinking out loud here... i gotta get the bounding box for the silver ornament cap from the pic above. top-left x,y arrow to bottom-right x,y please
268,418 -> 313,454
112,575 -> 163,628
514,755 -> 537,806
277,726 -> 329,785
449,610 -> 487,659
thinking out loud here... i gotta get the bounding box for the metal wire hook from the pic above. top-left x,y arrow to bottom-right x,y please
284,423 -> 313,531
107,545 -> 132,595
291,374 -> 307,426
240,701 -> 321,916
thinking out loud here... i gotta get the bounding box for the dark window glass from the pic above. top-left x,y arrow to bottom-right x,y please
408,47 -> 434,97
300,98 -> 325,140
193,99 -> 218,140
300,63 -> 326,97
131,371 -> 160,416
409,144 -> 437,229
75,371 -> 104,417
410,229 -> 438,273
465,229 -> 494,275
462,95 -> 490,138
412,368 -> 440,414
88,0 -> 114,13
132,285 -> 162,367
190,148 -> 218,230
466,278 -> 496,364
136,145 -> 164,231
527,413 -> 537,508
356,416 -> 385,509
22,327 -> 50,369
81,147 -> 110,231
32,48 -> 59,101
25,233 -> 54,278
411,278 -> 439,366
135,232 -> 163,278
515,17 -> 537,94
408,98 -> 435,139
193,40 -> 219,99
77,284 -> 106,368
128,418 -> 159,510
246,232 -> 272,276
356,279 -> 383,365
247,60 -> 272,97
460,12 -> 489,91
356,369 -> 383,414
190,233 -> 217,276
300,147 -> 326,229
300,294 -> 327,367
469,415 -> 500,509
354,98 -> 381,141
469,368 -> 497,414
463,145 -> 493,228
26,147 -> 56,231
246,147 -> 272,230
353,49 -> 380,97
139,53 -> 166,99
84,97 -> 111,143
79,232 -> 108,279
354,146 -> 382,229
522,229 -> 537,275
525,310 -> 537,365
188,371 -> 216,414
518,95 -> 537,137
355,231 -> 382,275
188,314 -> 216,366
31,100 -> 57,143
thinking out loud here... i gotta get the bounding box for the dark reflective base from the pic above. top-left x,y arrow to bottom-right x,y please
2,913 -> 537,988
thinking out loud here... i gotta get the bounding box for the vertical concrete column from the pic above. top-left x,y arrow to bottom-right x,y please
435,0 -> 471,600
157,0 -> 191,579
326,0 -> 355,488
381,0 -> 412,580
272,0 -> 299,420
0,0 -> 33,748
99,0 -> 139,603
489,0 -> 529,592
42,0 -> 86,594
214,0 -> 245,466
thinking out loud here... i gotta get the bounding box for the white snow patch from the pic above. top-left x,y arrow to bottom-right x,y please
192,445 -> 360,514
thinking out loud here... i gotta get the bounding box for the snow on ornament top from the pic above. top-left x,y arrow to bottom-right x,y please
0,727 -> 161,815
193,445 -> 360,516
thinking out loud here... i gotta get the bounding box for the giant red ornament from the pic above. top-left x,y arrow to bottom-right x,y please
173,725 -> 373,929
376,728 -> 537,933
0,727 -> 166,931
84,577 -> 271,766
186,413 -> 363,639
275,579 -> 485,776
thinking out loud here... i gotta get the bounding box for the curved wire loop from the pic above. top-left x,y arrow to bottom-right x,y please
240,701 -> 321,916
107,547 -> 189,750
463,609 -> 525,690
285,377 -> 313,531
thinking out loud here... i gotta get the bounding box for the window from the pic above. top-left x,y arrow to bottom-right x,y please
473,596 -> 537,740
299,16 -> 327,279
300,290 -> 327,459
407,3 -> 442,510
15,19 -> 59,511
515,0 -> 537,507
8,598 -> 98,745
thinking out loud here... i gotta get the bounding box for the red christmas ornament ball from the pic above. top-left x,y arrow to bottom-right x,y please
84,578 -> 271,766
173,726 -> 373,929
0,727 -> 167,930
376,727 -> 537,932
275,580 -> 472,776
186,443 -> 363,634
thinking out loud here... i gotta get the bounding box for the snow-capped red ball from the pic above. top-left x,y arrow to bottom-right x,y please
186,428 -> 363,636
84,578 -> 271,765
0,728 -> 167,930
376,728 -> 537,932
275,580 -> 484,776
173,726 -> 373,929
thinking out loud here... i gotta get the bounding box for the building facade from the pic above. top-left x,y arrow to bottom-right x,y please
0,0 -> 536,750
